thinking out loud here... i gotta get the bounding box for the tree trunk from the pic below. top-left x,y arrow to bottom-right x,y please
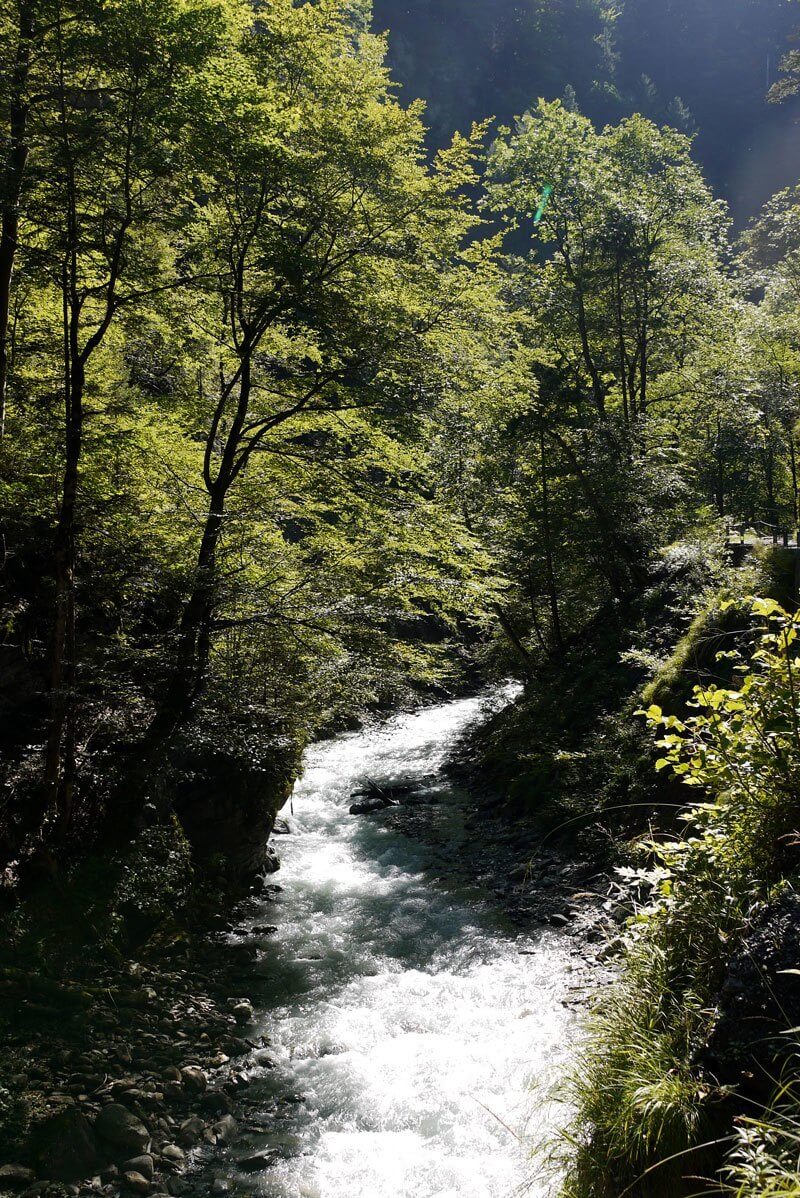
493,602 -> 534,679
788,424 -> 798,532
155,495 -> 226,734
539,425 -> 564,657
546,426 -> 646,596
44,352 -> 84,816
0,0 -> 34,441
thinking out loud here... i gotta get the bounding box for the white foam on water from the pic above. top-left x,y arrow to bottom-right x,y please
232,690 -> 575,1198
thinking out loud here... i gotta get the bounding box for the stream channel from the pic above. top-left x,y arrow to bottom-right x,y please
200,688 -> 587,1198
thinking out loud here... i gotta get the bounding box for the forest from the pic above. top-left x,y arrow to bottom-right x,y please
3,0 -> 800,1196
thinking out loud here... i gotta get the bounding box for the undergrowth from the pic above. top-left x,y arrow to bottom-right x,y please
559,594 -> 800,1197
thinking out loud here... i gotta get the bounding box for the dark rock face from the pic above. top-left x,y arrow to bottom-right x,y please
705,892 -> 800,1094
30,1108 -> 98,1180
169,744 -> 298,891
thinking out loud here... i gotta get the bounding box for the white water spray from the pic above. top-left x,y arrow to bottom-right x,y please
226,691 -> 576,1198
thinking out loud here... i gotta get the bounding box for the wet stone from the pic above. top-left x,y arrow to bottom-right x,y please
238,1150 -> 278,1173
30,1108 -> 98,1181
176,1116 -> 204,1147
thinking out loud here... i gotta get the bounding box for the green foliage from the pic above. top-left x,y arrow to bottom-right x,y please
111,818 -> 194,938
0,0 -> 504,846
562,599 -> 800,1196
724,1076 -> 800,1197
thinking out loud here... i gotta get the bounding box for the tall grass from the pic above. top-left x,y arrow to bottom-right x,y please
560,937 -> 721,1198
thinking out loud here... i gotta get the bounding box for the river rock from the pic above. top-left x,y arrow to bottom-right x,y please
30,1108 -> 98,1180
211,1115 -> 238,1145
0,1164 -> 35,1188
549,912 -> 570,927
176,1115 -> 205,1147
230,999 -> 254,1025
349,797 -> 391,816
238,1149 -> 279,1173
121,1170 -> 151,1194
160,1145 -> 184,1165
95,1103 -> 150,1153
179,1066 -> 206,1092
200,1088 -> 236,1115
121,1156 -> 153,1181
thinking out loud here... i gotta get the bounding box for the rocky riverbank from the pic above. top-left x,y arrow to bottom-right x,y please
0,889 -> 288,1198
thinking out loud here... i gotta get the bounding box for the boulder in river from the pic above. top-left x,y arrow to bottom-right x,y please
211,1114 -> 239,1145
349,797 -> 392,816
238,1148 -> 279,1173
121,1155 -> 154,1181
176,1115 -> 205,1147
229,999 -> 254,1025
179,1065 -> 207,1093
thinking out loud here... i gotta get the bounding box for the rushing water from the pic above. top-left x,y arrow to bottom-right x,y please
219,690 -> 578,1198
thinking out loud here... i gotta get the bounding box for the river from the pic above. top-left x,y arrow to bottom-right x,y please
213,689 -> 580,1198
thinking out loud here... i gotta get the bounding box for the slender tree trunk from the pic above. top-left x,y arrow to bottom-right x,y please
765,439 -> 777,535
546,426 -> 646,596
156,496 -> 226,732
0,0 -> 34,441
45,346 -> 84,815
715,416 -> 725,517
493,602 -> 534,679
638,288 -> 649,415
788,424 -> 799,532
614,262 -> 629,426
539,425 -> 564,657
524,568 -> 548,655
151,349 -> 254,738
